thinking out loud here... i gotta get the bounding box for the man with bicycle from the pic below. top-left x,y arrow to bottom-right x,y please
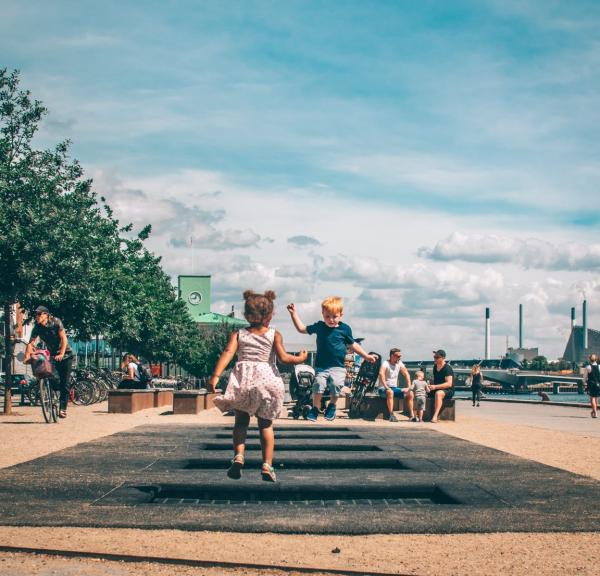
24,306 -> 73,418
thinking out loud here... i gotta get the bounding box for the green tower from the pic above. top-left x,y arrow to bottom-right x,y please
178,275 -> 211,321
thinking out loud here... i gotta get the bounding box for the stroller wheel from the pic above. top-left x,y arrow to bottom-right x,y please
301,405 -> 312,420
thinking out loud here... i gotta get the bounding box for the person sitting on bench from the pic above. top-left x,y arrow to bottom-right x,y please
377,348 -> 414,422
428,349 -> 454,423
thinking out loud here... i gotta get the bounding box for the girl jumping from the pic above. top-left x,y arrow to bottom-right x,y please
209,290 -> 307,482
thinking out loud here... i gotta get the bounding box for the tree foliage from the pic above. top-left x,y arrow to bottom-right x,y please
0,69 -> 218,412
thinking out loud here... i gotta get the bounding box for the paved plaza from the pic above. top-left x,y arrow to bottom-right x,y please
0,400 -> 599,575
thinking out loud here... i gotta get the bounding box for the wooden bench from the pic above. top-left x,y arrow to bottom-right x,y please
108,389 -> 155,414
173,390 -> 218,414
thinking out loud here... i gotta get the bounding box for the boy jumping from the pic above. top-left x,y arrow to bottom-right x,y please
287,297 -> 376,421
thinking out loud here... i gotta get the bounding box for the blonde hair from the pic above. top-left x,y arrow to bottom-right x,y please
591,354 -> 598,363
471,364 -> 481,374
415,370 -> 425,379
321,296 -> 343,314
243,290 -> 276,327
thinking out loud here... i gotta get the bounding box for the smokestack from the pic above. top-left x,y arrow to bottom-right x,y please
485,307 -> 491,360
583,300 -> 588,351
571,306 -> 576,362
519,304 -> 523,349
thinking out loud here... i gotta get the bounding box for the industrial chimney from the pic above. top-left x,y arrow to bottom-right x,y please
571,306 -> 576,361
583,300 -> 588,352
485,307 -> 491,360
519,304 -> 523,349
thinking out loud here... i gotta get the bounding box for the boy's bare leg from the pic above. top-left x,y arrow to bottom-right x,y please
258,417 -> 274,465
313,392 -> 322,411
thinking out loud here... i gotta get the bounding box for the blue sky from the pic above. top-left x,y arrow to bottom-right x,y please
3,0 -> 600,358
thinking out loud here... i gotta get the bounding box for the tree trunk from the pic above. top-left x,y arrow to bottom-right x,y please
3,303 -> 13,415
95,334 -> 100,368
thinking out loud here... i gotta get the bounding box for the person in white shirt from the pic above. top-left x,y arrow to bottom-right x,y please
377,348 -> 414,422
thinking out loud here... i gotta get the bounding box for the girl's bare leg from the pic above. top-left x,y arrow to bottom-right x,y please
233,410 -> 250,458
258,416 -> 274,465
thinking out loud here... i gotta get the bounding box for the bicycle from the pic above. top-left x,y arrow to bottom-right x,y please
26,349 -> 60,423
38,375 -> 60,423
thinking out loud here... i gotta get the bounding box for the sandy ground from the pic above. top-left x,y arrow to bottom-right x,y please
0,399 -> 599,575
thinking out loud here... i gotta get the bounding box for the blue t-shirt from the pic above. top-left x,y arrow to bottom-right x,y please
306,321 -> 355,369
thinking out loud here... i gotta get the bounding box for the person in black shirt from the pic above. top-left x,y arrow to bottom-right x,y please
24,306 -> 74,418
470,364 -> 483,407
585,353 -> 600,418
428,349 -> 454,423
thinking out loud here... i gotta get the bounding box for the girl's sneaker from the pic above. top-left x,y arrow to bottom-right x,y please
261,463 -> 277,482
306,406 -> 319,421
227,455 -> 244,479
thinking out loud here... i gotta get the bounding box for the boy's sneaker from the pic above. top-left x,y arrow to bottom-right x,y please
306,406 -> 319,421
410,416 -> 418,422
324,403 -> 337,421
388,413 -> 399,422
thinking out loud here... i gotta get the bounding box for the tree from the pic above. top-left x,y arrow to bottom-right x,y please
1,69 -> 227,412
530,355 -> 549,371
0,69 -> 128,412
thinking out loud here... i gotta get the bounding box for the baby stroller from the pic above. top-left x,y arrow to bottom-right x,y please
289,364 -> 316,420
348,352 -> 382,419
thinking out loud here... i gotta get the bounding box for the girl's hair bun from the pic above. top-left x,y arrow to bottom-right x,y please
243,290 -> 255,300
264,290 -> 276,301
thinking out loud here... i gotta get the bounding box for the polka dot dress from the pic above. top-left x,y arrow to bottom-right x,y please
214,327 -> 284,420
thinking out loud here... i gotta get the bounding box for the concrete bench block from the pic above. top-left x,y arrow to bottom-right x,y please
173,391 -> 206,414
108,389 -> 155,414
204,392 -> 218,409
357,395 -> 390,420
424,398 -> 455,421
153,389 -> 173,408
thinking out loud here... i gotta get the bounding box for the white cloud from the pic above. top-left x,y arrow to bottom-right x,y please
419,232 -> 600,272
86,166 -> 599,360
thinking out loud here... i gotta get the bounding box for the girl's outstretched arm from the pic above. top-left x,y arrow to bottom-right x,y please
208,331 -> 239,392
274,331 -> 308,364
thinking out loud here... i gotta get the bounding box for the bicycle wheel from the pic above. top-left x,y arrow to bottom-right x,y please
39,379 -> 53,423
28,382 -> 40,406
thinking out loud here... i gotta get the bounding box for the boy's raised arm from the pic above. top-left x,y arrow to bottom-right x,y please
287,303 -> 308,334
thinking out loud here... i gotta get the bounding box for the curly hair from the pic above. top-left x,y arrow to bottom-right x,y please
243,290 -> 276,327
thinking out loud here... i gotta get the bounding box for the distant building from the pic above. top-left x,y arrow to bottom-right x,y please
506,347 -> 539,363
562,326 -> 600,363
178,275 -> 248,328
